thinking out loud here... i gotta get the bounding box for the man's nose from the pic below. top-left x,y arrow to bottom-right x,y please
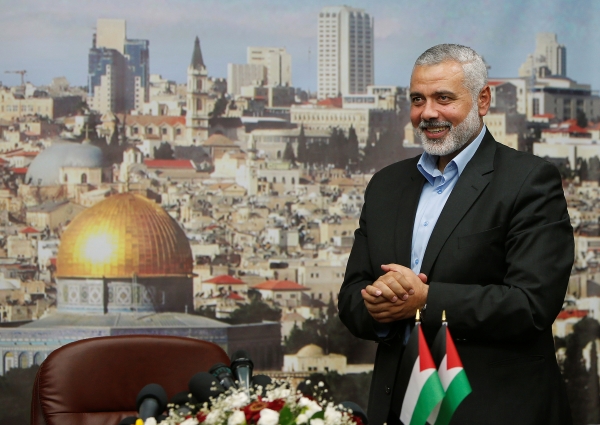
421,101 -> 438,121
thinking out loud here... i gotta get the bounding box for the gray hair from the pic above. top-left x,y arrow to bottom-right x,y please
414,44 -> 488,100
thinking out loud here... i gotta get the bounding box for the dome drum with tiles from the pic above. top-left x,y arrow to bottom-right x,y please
56,193 -> 194,314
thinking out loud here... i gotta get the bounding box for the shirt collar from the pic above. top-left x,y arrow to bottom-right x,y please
417,125 -> 487,184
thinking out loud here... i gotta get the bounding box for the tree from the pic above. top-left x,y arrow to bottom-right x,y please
154,142 -> 175,159
210,94 -> 228,118
297,125 -> 308,164
347,126 -> 360,170
283,141 -> 296,164
0,366 -> 39,425
226,298 -> 281,324
577,110 -> 589,129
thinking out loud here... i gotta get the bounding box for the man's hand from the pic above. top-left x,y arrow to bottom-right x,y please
361,264 -> 429,323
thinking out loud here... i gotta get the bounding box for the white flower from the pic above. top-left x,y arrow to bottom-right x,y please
228,410 -> 246,425
325,405 -> 343,425
311,419 -> 325,425
296,413 -> 309,424
180,419 -> 199,425
264,386 -> 291,401
144,419 -> 157,425
205,410 -> 223,425
257,408 -> 279,425
299,397 -> 322,419
228,392 -> 251,409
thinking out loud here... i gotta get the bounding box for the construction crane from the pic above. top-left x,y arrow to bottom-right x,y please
5,70 -> 27,86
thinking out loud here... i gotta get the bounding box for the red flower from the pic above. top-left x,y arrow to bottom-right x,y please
196,412 -> 207,423
266,398 -> 285,412
352,415 -> 364,425
243,400 -> 268,423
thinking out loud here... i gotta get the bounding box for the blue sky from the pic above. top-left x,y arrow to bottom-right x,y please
1,0 -> 599,93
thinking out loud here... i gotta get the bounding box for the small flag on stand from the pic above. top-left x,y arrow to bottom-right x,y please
398,310 -> 445,425
427,311 -> 472,425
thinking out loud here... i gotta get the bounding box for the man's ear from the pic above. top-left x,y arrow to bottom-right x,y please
478,85 -> 491,116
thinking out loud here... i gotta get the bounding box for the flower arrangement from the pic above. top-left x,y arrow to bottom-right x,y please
155,379 -> 365,425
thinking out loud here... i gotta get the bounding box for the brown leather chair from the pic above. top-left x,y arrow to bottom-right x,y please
30,335 -> 230,425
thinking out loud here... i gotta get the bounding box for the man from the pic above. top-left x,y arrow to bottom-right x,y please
338,44 -> 574,425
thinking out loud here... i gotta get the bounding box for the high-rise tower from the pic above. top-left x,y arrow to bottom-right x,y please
317,6 -> 374,99
519,33 -> 566,78
88,19 -> 149,114
185,37 -> 211,144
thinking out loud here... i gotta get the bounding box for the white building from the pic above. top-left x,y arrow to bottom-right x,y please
227,64 -> 266,96
247,47 -> 292,87
317,6 -> 374,99
519,33 -> 566,78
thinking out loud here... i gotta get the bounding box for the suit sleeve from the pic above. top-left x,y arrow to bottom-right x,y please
423,160 -> 574,341
338,179 -> 408,343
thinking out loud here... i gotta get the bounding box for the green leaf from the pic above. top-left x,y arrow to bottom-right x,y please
279,405 -> 296,425
308,410 -> 325,423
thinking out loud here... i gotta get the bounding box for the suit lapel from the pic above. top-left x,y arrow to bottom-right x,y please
419,131 -> 497,276
395,164 -> 426,266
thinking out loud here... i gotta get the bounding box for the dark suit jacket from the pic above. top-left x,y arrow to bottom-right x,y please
338,130 -> 574,425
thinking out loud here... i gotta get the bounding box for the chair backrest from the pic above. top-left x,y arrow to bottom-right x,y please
30,335 -> 230,425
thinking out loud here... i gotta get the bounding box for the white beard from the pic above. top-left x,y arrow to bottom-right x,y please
414,103 -> 481,157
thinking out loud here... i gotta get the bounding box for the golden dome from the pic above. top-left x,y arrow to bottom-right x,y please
57,193 -> 192,278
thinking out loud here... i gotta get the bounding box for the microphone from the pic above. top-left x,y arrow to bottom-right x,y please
251,374 -> 273,391
170,391 -> 198,415
230,349 -> 254,390
209,362 -> 237,390
189,372 -> 225,405
338,401 -> 369,425
136,383 -> 168,421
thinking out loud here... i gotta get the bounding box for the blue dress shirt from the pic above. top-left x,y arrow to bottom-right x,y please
411,125 -> 487,274
375,125 -> 487,342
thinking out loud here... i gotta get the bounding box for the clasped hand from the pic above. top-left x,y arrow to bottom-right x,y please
361,264 -> 428,323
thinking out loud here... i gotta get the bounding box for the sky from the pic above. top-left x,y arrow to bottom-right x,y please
1,0 -> 600,93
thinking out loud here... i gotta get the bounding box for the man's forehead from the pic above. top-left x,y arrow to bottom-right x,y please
410,61 -> 466,91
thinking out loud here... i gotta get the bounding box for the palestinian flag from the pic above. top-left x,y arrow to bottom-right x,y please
398,323 -> 445,425
428,323 -> 472,425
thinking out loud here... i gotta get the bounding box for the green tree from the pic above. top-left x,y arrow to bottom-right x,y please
210,95 -> 228,118
283,141 -> 296,164
226,298 -> 281,324
154,142 -> 175,159
347,126 -> 360,169
297,125 -> 308,164
0,365 -> 39,425
577,109 -> 589,129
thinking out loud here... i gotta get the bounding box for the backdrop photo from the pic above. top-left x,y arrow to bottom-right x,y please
0,1 -> 598,424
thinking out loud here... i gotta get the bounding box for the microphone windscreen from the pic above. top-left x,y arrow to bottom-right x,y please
136,383 -> 168,413
231,349 -> 251,361
339,401 -> 369,425
189,372 -> 225,404
251,374 -> 272,388
170,391 -> 198,407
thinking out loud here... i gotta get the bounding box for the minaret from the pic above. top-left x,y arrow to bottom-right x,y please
185,36 -> 210,145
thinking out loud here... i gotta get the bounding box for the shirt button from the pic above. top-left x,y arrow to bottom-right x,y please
415,259 -> 420,265
424,221 -> 429,227
385,386 -> 391,394
437,189 -> 443,194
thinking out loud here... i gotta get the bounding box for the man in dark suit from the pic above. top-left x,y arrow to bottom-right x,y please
338,44 -> 574,425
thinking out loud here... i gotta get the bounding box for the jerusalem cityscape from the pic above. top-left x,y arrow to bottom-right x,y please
2,1 -> 600,424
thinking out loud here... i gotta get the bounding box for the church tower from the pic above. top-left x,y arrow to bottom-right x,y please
185,36 -> 210,144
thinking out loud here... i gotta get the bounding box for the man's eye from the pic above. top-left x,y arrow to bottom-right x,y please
412,97 -> 422,103
439,96 -> 449,101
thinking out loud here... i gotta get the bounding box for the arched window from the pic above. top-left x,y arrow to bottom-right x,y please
4,352 -> 14,373
81,173 -> 87,184
19,352 -> 29,368
33,352 -> 45,366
